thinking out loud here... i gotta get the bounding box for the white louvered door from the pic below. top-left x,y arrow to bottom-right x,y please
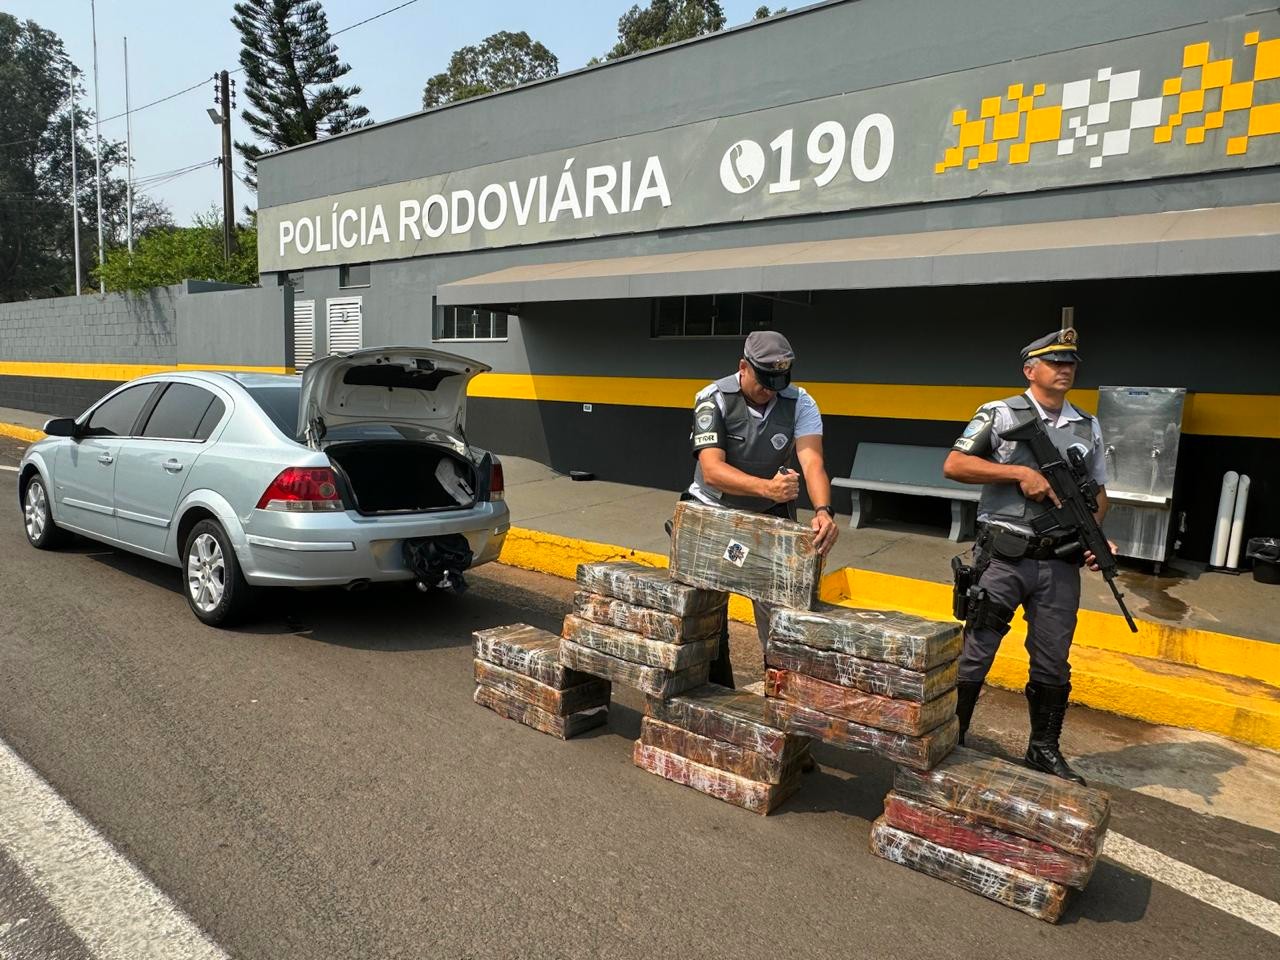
326,297 -> 363,355
293,299 -> 315,370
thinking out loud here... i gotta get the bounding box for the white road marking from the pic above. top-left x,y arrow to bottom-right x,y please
1105,831 -> 1280,937
0,737 -> 230,960
0,464 -> 18,472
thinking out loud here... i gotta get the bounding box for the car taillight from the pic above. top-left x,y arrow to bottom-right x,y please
488,460 -> 504,501
256,467 -> 345,511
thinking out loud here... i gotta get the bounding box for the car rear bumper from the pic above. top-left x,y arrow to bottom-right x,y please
237,501 -> 510,587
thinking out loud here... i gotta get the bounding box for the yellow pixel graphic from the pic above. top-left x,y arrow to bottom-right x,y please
936,31 -> 1280,173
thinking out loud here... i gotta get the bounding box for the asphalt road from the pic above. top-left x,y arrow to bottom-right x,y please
1,435 -> 1277,960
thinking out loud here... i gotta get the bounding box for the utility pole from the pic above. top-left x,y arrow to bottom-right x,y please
217,71 -> 236,259
91,0 -> 105,292
124,37 -> 134,254
68,66 -> 82,296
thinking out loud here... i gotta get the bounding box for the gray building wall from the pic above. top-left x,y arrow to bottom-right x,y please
178,284 -> 293,368
0,287 -> 179,365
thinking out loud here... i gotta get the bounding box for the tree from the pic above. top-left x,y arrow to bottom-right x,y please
96,210 -> 257,292
754,5 -> 786,18
0,14 -> 167,301
603,1 -> 726,61
423,31 -> 558,108
231,0 -> 372,191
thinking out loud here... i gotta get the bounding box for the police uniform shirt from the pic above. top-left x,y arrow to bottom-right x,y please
687,373 -> 823,504
954,392 -> 1108,508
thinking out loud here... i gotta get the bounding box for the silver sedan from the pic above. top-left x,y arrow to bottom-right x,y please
17,347 -> 510,625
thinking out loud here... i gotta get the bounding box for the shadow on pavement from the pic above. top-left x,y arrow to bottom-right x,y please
1061,860 -> 1152,925
1073,739 -> 1246,804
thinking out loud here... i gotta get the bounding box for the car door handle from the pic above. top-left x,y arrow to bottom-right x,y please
163,459 -> 184,473
97,453 -> 114,465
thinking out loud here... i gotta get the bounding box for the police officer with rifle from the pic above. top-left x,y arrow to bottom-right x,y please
943,327 -> 1127,785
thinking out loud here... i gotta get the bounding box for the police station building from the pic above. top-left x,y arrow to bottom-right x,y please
255,0 -> 1280,561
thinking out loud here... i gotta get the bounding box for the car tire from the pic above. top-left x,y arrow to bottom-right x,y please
183,519 -> 254,627
22,474 -> 69,549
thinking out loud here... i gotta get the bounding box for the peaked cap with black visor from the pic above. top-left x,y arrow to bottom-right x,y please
744,329 -> 795,391
1020,327 -> 1082,364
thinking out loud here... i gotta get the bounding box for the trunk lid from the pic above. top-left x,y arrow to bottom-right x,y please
297,346 -> 490,448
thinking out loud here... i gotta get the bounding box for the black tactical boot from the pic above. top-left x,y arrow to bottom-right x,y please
1024,682 -> 1086,785
955,680 -> 983,746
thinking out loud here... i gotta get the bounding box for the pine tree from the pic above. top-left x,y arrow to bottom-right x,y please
604,1 -> 726,61
230,0 -> 372,192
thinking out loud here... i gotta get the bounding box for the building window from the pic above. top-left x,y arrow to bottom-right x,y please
278,270 -> 304,291
650,294 -> 773,337
434,305 -> 510,342
339,263 -> 371,288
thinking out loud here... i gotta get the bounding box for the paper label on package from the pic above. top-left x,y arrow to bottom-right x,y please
723,540 -> 749,567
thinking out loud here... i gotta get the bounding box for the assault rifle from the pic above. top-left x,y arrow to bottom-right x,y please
1002,415 -> 1138,633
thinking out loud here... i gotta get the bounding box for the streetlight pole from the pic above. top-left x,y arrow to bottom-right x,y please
219,71 -> 236,259
124,37 -> 134,254
90,0 -> 105,293
68,65 -> 82,296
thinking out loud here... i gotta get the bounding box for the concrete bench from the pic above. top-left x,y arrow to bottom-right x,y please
832,443 -> 980,542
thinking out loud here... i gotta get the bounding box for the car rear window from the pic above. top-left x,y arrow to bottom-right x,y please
245,383 -> 300,436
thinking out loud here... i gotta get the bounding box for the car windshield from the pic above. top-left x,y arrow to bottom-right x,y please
245,383 -> 301,436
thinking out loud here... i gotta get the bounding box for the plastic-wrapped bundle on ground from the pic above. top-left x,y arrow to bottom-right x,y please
576,561 -> 726,616
472,623 -> 611,739
668,501 -> 822,609
766,699 -> 957,771
869,819 -> 1069,923
892,746 -> 1111,859
767,640 -> 957,702
770,603 -> 962,670
633,742 -> 802,815
560,639 -> 709,698
562,615 -> 718,671
765,668 -> 956,737
882,792 -> 1095,888
572,591 -> 724,644
633,684 -> 809,813
473,623 -> 594,688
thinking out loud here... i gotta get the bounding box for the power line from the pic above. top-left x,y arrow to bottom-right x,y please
97,0 -> 422,126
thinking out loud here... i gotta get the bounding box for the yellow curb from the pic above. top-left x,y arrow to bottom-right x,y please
0,422 -> 45,444
828,567 -> 1280,688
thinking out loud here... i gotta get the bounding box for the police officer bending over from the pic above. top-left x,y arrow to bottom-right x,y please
686,330 -> 839,688
942,328 -> 1111,785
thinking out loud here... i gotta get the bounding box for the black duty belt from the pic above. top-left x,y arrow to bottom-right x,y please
977,523 -> 1082,563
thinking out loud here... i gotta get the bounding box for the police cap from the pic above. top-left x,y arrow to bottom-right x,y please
744,330 -> 794,390
1021,327 -> 1081,364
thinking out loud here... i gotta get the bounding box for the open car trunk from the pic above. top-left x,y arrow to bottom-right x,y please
326,441 -> 479,515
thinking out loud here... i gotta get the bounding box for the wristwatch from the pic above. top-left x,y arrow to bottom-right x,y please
814,505 -> 835,518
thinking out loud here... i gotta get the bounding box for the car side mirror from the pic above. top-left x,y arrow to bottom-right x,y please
42,417 -> 79,438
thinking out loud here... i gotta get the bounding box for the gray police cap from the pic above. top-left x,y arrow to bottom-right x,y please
1021,327 -> 1081,363
744,330 -> 795,372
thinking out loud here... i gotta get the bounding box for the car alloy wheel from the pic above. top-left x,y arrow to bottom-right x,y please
187,532 -> 226,614
24,481 -> 48,544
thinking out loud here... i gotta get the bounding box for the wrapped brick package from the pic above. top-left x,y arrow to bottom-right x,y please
572,591 -> 724,644
770,603 -> 962,671
473,623 -> 593,689
870,819 -> 1069,923
766,700 -> 958,771
765,668 -> 957,737
893,746 -> 1111,859
882,792 -> 1095,888
473,660 -> 610,716
668,501 -> 823,609
562,615 -> 718,671
633,742 -> 801,815
560,639 -> 709,698
646,685 -> 794,760
638,717 -> 808,784
767,640 -> 958,702
576,561 -> 726,616
473,684 -> 608,740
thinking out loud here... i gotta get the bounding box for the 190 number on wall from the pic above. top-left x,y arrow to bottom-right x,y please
718,114 -> 894,196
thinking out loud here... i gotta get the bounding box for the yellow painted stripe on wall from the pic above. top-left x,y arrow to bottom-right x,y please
468,373 -> 1280,439
0,360 -> 294,379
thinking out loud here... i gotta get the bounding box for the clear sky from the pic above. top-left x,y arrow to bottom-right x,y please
12,1 -> 778,224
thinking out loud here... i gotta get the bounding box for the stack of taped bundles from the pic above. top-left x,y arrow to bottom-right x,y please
668,501 -> 823,609
636,685 -> 811,814
870,746 -> 1111,922
561,561 -> 728,698
763,603 -> 962,771
473,623 -> 611,739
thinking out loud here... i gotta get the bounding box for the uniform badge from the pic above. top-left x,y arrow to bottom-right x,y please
770,433 -> 788,451
696,411 -> 714,430
1061,327 -> 1078,344
961,410 -> 991,438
